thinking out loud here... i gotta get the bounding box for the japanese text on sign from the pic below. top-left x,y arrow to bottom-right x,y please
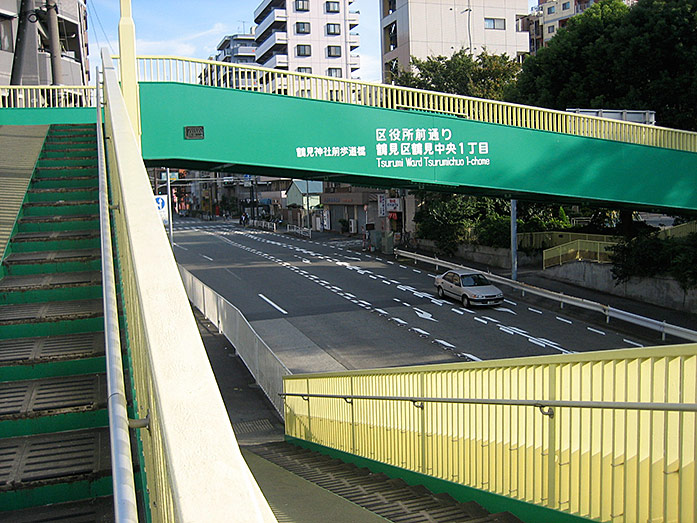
296,146 -> 367,158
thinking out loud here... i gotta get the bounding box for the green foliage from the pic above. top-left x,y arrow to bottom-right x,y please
509,0 -> 697,131
394,50 -> 521,101
610,232 -> 697,289
413,193 -> 473,255
474,216 -> 515,248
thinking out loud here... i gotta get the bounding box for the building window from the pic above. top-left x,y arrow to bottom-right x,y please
327,68 -> 342,77
295,0 -> 310,11
327,45 -> 342,57
0,16 -> 12,52
384,58 -> 399,82
548,25 -> 555,33
297,44 -> 311,56
384,21 -> 397,52
296,22 -> 311,34
384,0 -> 396,16
326,23 -> 341,35
297,67 -> 312,74
484,18 -> 506,30
562,1 -> 570,8
547,5 -> 556,14
325,1 -> 340,13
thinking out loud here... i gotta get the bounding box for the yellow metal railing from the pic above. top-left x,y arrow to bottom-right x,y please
519,231 -> 618,250
125,55 -> 697,153
0,85 -> 96,108
284,345 -> 697,522
543,239 -> 616,269
657,220 -> 697,239
101,51 -> 276,522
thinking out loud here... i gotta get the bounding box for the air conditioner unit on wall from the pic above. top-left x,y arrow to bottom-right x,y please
349,219 -> 357,233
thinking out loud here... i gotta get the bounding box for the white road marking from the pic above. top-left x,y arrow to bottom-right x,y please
390,318 -> 408,326
481,316 -> 499,323
258,294 -> 288,315
427,274 -> 436,278
494,307 -> 516,315
382,280 -> 391,285
504,299 -> 517,306
528,307 -> 543,315
201,254 -> 213,261
451,308 -> 464,315
498,326 -> 516,335
224,268 -> 242,281
374,308 -> 389,316
587,327 -> 606,336
460,308 -> 475,314
369,275 -> 378,279
623,339 -> 643,347
474,317 -> 488,325
413,269 -> 421,273
389,280 -> 400,284
399,265 -> 407,269
556,316 -> 573,324
410,327 -> 430,337
413,308 -> 438,322
457,352 -> 482,361
528,338 -> 546,347
434,339 -> 456,349
393,298 -> 402,303
398,285 -> 416,292
173,243 -> 188,250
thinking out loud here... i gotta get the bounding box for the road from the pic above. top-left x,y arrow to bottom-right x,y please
172,222 -> 654,372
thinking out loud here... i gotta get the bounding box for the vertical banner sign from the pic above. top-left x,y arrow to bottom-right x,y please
154,195 -> 168,225
378,194 -> 386,217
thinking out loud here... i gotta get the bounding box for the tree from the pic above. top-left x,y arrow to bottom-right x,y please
509,0 -> 697,131
393,49 -> 521,101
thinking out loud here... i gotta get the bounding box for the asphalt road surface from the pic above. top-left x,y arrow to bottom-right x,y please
172,222 -> 657,371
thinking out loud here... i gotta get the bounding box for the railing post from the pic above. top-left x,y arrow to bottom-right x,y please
118,0 -> 141,144
546,364 -> 557,509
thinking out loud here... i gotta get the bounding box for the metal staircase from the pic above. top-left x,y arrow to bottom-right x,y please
0,124 -> 115,519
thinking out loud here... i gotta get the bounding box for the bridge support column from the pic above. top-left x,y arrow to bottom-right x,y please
511,199 -> 518,281
118,0 -> 141,145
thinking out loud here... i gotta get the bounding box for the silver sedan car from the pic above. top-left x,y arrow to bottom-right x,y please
434,269 -> 504,307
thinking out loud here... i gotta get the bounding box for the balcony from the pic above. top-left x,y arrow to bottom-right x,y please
259,53 -> 289,69
348,33 -> 360,50
254,0 -> 284,23
348,11 -> 359,30
255,8 -> 287,41
255,32 -> 288,63
349,54 -> 360,71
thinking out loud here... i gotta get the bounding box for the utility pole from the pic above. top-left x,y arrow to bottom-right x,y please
510,199 -> 518,281
46,0 -> 63,85
10,0 -> 41,87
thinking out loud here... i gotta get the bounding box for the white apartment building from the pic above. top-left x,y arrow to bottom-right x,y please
380,0 -> 529,81
253,0 -> 360,78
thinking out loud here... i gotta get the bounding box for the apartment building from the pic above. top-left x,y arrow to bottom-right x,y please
0,0 -> 89,85
380,0 -> 529,81
216,32 -> 257,64
253,0 -> 360,78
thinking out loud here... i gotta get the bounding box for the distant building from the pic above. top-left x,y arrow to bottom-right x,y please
253,0 -> 360,78
216,32 -> 257,64
380,0 -> 529,82
0,0 -> 89,85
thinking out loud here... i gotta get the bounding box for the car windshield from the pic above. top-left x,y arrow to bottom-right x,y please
460,274 -> 491,287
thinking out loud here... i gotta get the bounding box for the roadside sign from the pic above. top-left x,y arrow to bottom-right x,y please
154,195 -> 168,225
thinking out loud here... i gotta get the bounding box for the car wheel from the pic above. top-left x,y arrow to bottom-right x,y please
437,286 -> 444,298
462,295 -> 470,307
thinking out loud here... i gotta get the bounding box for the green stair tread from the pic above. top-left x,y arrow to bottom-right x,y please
0,271 -> 102,292
0,427 -> 111,491
0,299 -> 103,325
0,332 -> 105,366
0,495 -> 114,522
10,230 -> 99,243
27,187 -> 98,195
0,374 -> 106,420
3,248 -> 100,265
23,200 -> 98,208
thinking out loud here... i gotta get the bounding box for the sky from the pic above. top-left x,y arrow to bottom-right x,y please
86,0 -> 383,82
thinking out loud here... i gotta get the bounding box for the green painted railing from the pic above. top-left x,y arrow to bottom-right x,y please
0,85 -> 96,108
284,345 -> 697,523
126,55 -> 697,153
543,239 -> 616,269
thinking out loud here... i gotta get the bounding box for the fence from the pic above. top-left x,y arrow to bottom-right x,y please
283,345 -> 697,522
101,50 -> 275,522
125,55 -> 697,153
0,85 -> 96,108
542,239 -> 617,268
657,221 -> 697,239
287,224 -> 312,238
178,265 -> 291,417
250,219 -> 278,232
518,231 -> 618,250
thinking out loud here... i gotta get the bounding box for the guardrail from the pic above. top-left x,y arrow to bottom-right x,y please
283,343 -> 697,523
518,231 -> 618,250
101,50 -> 275,522
286,224 -> 312,238
96,70 -> 138,522
542,239 -> 616,268
0,85 -> 96,108
250,219 -> 278,232
657,220 -> 697,239
126,55 -> 697,153
178,265 -> 291,417
394,249 -> 697,342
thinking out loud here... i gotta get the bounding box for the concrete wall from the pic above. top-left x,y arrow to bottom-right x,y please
544,261 -> 697,313
415,239 -> 541,269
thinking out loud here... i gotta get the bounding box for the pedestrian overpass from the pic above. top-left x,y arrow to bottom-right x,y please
1,50 -> 696,522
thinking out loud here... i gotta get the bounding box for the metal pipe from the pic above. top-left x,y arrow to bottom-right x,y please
280,392 -> 697,413
97,67 -> 139,523
46,0 -> 63,85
